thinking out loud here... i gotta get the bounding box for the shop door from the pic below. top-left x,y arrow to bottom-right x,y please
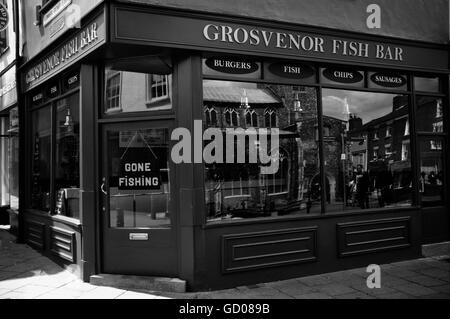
100,122 -> 177,276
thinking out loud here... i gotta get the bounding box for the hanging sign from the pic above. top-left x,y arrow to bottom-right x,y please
370,72 -> 407,88
205,56 -> 259,75
118,148 -> 161,191
267,62 -> 315,80
322,68 -> 364,84
0,3 -> 8,32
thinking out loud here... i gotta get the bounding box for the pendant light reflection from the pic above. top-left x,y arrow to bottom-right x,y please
293,93 -> 303,112
240,89 -> 251,109
64,108 -> 74,133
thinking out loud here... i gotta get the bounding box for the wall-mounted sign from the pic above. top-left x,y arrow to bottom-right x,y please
32,92 -> 44,104
267,62 -> 315,80
43,0 -> 72,27
205,56 -> 259,75
322,68 -> 364,84
0,66 -> 17,111
113,9 -> 449,72
0,3 -> 8,32
118,148 -> 161,191
64,72 -> 80,91
23,12 -> 105,92
370,72 -> 407,88
46,82 -> 60,98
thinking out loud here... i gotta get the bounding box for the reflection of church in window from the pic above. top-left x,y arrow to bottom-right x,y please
203,82 -> 321,220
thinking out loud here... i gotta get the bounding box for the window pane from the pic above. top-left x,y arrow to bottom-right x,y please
322,90 -> 412,213
419,137 -> 445,207
415,77 -> 440,93
31,106 -> 52,212
203,80 -> 321,222
9,108 -> 19,210
416,96 -> 444,133
0,117 -> 9,207
55,94 -> 80,219
104,65 -> 172,114
108,128 -> 171,228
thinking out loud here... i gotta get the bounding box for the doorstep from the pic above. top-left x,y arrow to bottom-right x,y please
90,274 -> 187,293
422,242 -> 450,258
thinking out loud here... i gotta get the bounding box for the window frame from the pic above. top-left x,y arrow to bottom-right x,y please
202,57 -> 447,226
105,71 -> 122,114
26,70 -> 81,219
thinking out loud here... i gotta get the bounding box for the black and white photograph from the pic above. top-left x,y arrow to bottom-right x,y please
0,0 -> 450,307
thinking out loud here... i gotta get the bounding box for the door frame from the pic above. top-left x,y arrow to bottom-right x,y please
98,119 -> 179,276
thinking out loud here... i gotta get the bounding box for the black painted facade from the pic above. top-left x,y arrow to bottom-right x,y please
16,1 -> 450,291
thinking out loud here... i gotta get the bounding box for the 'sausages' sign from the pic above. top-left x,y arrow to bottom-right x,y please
119,161 -> 161,190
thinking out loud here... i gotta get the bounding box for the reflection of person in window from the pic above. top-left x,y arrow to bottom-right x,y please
376,167 -> 393,208
428,172 -> 437,185
353,165 -> 370,209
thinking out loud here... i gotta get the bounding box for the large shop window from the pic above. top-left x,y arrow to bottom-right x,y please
8,108 -> 19,210
0,116 -> 9,207
416,95 -> 446,207
322,90 -> 412,212
104,63 -> 172,114
55,94 -> 80,218
30,78 -> 80,218
31,106 -> 52,212
204,80 -> 321,221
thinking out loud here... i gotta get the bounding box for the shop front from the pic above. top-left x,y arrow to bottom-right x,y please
0,64 -> 19,230
19,2 -> 449,290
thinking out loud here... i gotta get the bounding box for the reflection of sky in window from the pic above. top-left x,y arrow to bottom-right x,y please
322,89 -> 404,124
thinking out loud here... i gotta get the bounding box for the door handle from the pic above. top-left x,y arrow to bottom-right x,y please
101,178 -> 108,196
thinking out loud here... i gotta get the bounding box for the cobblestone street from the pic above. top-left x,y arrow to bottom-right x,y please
1,228 -> 450,299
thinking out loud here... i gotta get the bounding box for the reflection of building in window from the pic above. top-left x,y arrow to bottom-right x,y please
436,99 -> 443,118
203,81 -> 321,220
146,74 -> 170,103
386,126 -> 392,138
430,140 -> 443,150
433,121 -> 443,133
402,140 -> 410,161
225,108 -> 239,127
265,108 -> 277,128
245,109 -> 258,127
267,150 -> 289,195
204,107 -> 218,126
373,131 -> 379,140
373,146 -> 379,159
225,176 -> 251,197
385,144 -> 392,156
404,120 -> 410,136
105,72 -> 121,112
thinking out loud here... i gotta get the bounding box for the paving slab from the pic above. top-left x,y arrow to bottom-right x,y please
77,286 -> 127,299
295,293 -> 333,299
335,292 -> 375,299
394,283 -> 438,297
416,268 -> 450,281
315,283 -> 358,296
405,275 -> 447,287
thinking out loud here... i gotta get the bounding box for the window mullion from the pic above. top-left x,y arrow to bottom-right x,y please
50,102 -> 57,215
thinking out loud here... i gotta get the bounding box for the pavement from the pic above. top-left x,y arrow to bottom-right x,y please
1,227 -> 450,299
